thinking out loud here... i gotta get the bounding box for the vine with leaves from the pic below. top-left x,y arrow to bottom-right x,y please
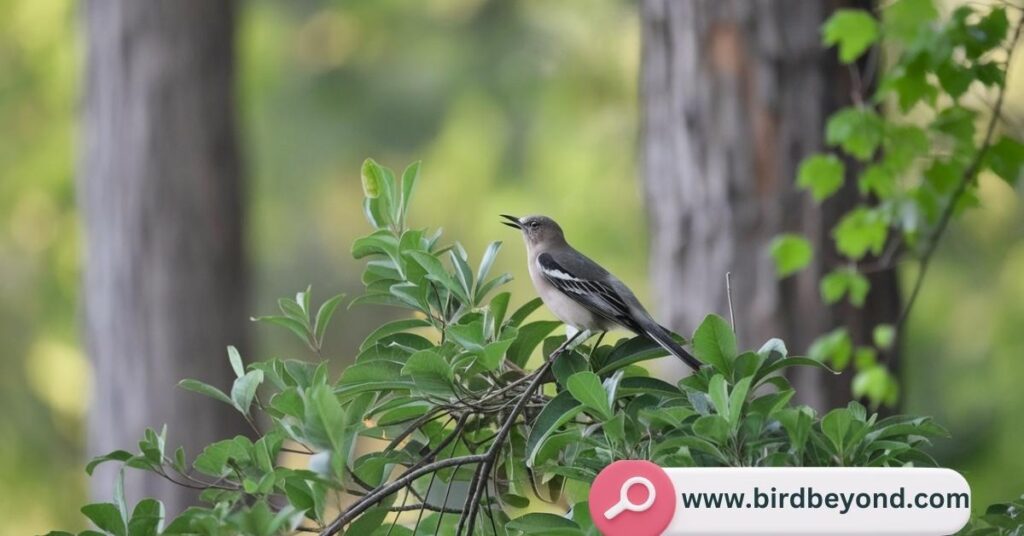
769,0 -> 1024,407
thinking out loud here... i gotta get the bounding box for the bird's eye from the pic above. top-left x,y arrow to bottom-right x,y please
529,221 -> 539,228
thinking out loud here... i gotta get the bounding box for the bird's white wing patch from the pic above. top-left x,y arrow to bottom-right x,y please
536,253 -> 641,331
541,267 -> 577,281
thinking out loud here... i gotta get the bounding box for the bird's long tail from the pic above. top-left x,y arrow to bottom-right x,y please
641,322 -> 702,371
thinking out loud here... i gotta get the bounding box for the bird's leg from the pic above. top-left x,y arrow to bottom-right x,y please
557,329 -> 588,355
587,331 -> 607,361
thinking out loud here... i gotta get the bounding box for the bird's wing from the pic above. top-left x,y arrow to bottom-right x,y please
536,252 -> 643,332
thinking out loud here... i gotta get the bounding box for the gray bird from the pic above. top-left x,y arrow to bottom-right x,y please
501,214 -> 701,370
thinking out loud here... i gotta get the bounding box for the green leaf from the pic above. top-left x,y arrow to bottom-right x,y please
884,0 -> 938,42
449,247 -> 475,300
250,315 -> 309,344
526,391 -> 583,466
553,351 -> 588,387
873,324 -> 896,350
973,61 -> 1004,87
507,513 -> 582,536
858,165 -> 895,198
832,207 -> 888,260
986,136 -> 1024,185
797,154 -> 845,202
617,377 -> 683,399
351,230 -> 400,261
476,241 -> 503,289
603,413 -> 626,447
826,107 -> 883,161
477,273 -> 513,303
692,314 -> 736,374
314,294 -> 345,344
361,158 -> 383,198
757,338 -> 788,360
852,364 -> 900,407
769,234 -> 813,277
595,335 -> 672,375
359,318 -> 432,351
402,350 -> 455,397
935,62 -> 973,99
480,335 -> 517,371
506,321 -> 561,367
879,62 -> 938,113
961,7 -> 1009,59
127,499 -> 164,536
733,351 -> 764,381
501,493 -> 531,509
883,125 -> 930,174
335,361 -> 412,397
172,447 -> 187,473
708,375 -> 730,417
931,106 -> 976,150
310,385 -> 346,456
81,503 -> 126,536
376,403 -> 430,426
777,407 -> 814,454
178,379 -> 234,407
924,160 -> 962,195
270,389 -> 303,420
820,267 -> 870,307
193,436 -> 251,477
567,372 -> 612,420
406,251 -> 470,305
278,297 -> 308,325
508,297 -> 544,327
693,415 -> 730,443
85,450 -> 133,476
230,370 -> 264,415
821,408 -> 854,454
447,319 -> 485,351
227,346 -> 244,378
808,328 -> 853,370
822,10 -> 879,63
728,376 -> 753,427
361,159 -> 395,228
399,161 -> 421,224
488,292 -> 511,336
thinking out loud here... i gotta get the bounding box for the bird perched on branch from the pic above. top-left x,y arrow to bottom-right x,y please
501,214 -> 701,370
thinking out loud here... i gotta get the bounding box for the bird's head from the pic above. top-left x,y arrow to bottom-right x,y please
500,214 -> 565,247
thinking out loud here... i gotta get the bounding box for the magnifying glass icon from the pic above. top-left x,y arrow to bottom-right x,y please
603,476 -> 657,520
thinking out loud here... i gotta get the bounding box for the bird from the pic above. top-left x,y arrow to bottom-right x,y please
501,214 -> 701,370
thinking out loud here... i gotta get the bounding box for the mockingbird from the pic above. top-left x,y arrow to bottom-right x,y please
501,214 -> 701,370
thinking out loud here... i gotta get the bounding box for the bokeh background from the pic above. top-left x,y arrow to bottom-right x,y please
0,0 -> 1021,533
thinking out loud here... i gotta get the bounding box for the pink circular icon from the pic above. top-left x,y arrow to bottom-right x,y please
589,460 -> 675,536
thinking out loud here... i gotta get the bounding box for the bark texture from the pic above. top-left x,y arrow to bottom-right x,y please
79,0 -> 248,512
640,0 -> 900,410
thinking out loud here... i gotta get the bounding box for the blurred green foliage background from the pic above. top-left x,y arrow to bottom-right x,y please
0,0 -> 1020,534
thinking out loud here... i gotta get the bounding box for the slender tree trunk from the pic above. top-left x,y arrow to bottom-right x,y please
79,0 -> 248,513
640,0 -> 900,410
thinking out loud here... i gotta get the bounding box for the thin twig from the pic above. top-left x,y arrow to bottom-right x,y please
725,272 -> 737,336
412,415 -> 465,534
321,454 -> 488,534
456,331 -> 584,536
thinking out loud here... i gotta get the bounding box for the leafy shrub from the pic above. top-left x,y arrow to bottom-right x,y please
48,159 -> 993,536
960,495 -> 1024,535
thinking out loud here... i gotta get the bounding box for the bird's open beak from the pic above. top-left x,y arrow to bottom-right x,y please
500,214 -> 522,230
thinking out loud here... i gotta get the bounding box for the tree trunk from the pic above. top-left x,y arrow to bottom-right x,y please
79,0 -> 248,513
640,0 -> 900,410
